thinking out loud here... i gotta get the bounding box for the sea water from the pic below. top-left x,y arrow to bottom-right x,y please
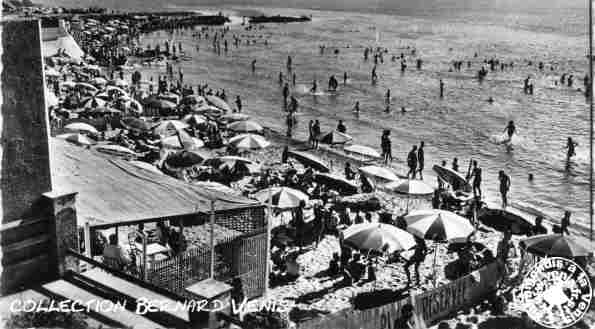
47,0 -> 592,236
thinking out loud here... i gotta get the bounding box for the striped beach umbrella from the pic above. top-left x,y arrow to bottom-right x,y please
343,223 -> 416,253
254,187 -> 309,209
228,134 -> 270,150
404,209 -> 474,242
385,180 -> 434,196
227,120 -> 263,133
359,165 -> 400,182
345,144 -> 381,158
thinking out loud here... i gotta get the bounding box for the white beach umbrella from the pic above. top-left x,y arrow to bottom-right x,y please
64,122 -> 98,134
345,144 -> 381,158
227,120 -> 264,133
161,135 -> 204,150
359,165 -> 399,182
56,133 -> 95,146
404,209 -> 474,242
153,120 -> 189,137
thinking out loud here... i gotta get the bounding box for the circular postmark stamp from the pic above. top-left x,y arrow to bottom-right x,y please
517,257 -> 592,328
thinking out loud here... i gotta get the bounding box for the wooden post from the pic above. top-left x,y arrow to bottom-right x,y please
210,200 -> 216,279
142,232 -> 147,281
84,222 -> 92,258
264,187 -> 273,297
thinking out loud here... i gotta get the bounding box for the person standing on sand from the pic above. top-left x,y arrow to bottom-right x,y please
312,120 -> 321,149
292,73 -> 296,86
498,170 -> 511,208
503,120 -> 516,142
337,120 -> 346,133
452,157 -> 459,172
404,236 -> 427,287
353,101 -> 360,117
468,160 -> 482,197
308,120 -> 314,147
371,65 -> 378,83
343,72 -> 348,85
417,141 -> 425,180
251,59 -> 256,73
381,130 -> 392,164
385,89 -> 391,106
279,72 -> 283,85
439,79 -> 445,98
235,95 -> 242,113
407,145 -> 418,179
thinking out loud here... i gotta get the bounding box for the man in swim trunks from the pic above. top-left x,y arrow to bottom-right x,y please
468,161 -> 482,197
310,80 -> 317,93
407,145 -> 418,179
498,170 -> 511,208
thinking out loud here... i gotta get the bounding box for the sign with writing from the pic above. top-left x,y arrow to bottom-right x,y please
298,261 -> 504,329
414,261 -> 504,327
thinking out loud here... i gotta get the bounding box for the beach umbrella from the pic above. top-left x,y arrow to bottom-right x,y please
161,135 -> 204,149
106,85 -> 128,96
204,156 -> 254,167
148,99 -> 177,111
61,81 -> 76,88
153,120 -> 189,137
82,96 -> 107,109
64,122 -> 98,134
343,223 -> 416,253
432,164 -> 472,192
287,150 -> 330,173
221,113 -> 250,122
45,89 -> 60,107
385,180 -> 434,196
94,91 -> 111,100
165,150 -> 207,168
75,82 -> 98,92
345,144 -> 381,159
520,234 -> 592,258
359,165 -> 399,183
228,134 -> 271,150
121,117 -> 154,131
478,206 -> 533,235
91,77 -> 108,86
112,79 -> 129,88
193,105 -> 224,117
194,181 -> 239,195
320,130 -> 353,145
181,95 -> 205,106
254,187 -> 309,209
95,144 -> 138,157
87,106 -> 121,114
56,133 -> 95,146
404,209 -> 475,242
128,160 -> 163,175
183,114 -> 208,126
314,173 -> 358,195
227,120 -> 264,133
205,95 -> 231,112
45,67 -> 61,77
405,209 -> 475,286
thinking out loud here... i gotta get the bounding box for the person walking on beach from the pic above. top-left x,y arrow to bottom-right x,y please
407,145 -> 418,179
468,161 -> 482,197
381,130 -> 392,164
439,79 -> 445,98
385,89 -> 391,106
565,137 -> 578,159
404,236 -> 427,287
235,95 -> 242,113
498,170 -> 511,208
371,65 -> 378,83
286,112 -> 294,138
287,55 -> 292,71
290,96 -> 299,113
251,59 -> 256,73
353,101 -> 360,117
279,72 -> 284,85
417,141 -> 425,180
343,72 -> 348,85
310,80 -> 317,94
559,210 -> 571,235
292,73 -> 296,86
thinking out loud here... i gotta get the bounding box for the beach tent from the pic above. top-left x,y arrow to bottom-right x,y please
50,139 -> 260,227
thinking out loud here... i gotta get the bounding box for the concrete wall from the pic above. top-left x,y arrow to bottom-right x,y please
0,19 -> 54,295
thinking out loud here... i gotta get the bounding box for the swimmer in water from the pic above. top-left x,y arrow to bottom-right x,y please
353,101 -> 360,115
503,120 -> 516,141
487,97 -> 494,103
565,137 -> 578,159
310,80 -> 317,93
